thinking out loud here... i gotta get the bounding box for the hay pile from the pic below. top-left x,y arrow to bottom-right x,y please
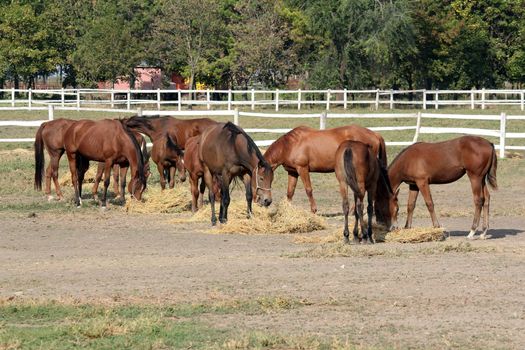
59,166 -> 99,186
378,227 -> 446,243
124,186 -> 192,213
175,199 -> 326,234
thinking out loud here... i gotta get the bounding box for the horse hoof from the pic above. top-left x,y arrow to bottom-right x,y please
100,206 -> 107,211
343,236 -> 350,244
46,195 -> 53,202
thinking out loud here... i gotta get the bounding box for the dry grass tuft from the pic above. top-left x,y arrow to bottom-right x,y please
124,186 -> 192,213
59,165 -> 99,186
173,199 -> 326,234
378,227 -> 446,243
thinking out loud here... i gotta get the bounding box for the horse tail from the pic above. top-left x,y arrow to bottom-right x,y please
166,134 -> 183,156
121,121 -> 146,190
487,143 -> 498,190
377,136 -> 388,169
343,148 -> 361,197
34,122 -> 46,190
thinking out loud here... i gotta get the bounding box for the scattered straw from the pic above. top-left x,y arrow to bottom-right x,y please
59,165 -> 99,186
377,227 -> 446,243
124,186 -> 192,214
173,199 -> 326,234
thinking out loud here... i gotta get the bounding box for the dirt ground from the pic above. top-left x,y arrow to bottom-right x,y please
1,190 -> 525,349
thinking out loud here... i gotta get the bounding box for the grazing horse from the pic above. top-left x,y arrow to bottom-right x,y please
92,137 -> 151,201
63,119 -> 147,208
123,115 -> 218,188
264,125 -> 387,213
150,134 -> 186,190
376,136 -> 498,240
34,118 -> 76,200
183,135 -> 220,212
335,141 -> 394,244
199,122 -> 274,225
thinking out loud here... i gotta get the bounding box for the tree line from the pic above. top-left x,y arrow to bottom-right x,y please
1,0 -> 524,90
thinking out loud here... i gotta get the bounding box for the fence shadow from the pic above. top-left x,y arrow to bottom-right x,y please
447,228 -> 523,239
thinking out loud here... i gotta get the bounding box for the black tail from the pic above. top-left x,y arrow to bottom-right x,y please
120,121 -> 146,190
487,143 -> 498,190
34,123 -> 46,190
166,134 -> 184,157
343,148 -> 361,197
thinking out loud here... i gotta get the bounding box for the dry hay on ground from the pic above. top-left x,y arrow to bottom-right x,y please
173,199 -> 327,234
124,186 -> 192,213
59,165 -> 99,186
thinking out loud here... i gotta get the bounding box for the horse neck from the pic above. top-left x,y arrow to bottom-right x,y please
263,141 -> 283,168
387,159 -> 403,191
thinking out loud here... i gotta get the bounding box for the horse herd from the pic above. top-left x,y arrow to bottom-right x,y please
33,115 -> 498,242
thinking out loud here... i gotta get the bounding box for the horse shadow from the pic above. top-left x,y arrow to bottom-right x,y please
447,228 -> 523,239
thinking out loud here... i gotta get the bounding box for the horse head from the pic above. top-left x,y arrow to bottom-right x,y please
375,166 -> 399,231
253,161 -> 273,207
166,134 -> 186,182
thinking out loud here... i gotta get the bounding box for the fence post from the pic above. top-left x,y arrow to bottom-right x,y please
206,89 -> 210,110
413,111 -> 422,143
435,90 -> 439,110
157,88 -> 161,110
389,90 -> 394,110
11,87 -> 15,107
234,108 -> 239,126
275,89 -> 279,112
470,89 -> 475,110
481,88 -> 486,110
250,89 -> 255,111
343,88 -> 347,109
76,89 -> 80,111
110,88 -> 114,108
319,111 -> 327,130
521,91 -> 524,111
137,107 -> 143,116
28,88 -> 32,110
61,88 -> 65,107
422,90 -> 427,110
48,104 -> 54,121
375,89 -> 380,110
499,112 -> 506,159
297,89 -> 301,110
126,89 -> 131,110
228,89 -> 232,111
177,89 -> 182,111
326,89 -> 331,110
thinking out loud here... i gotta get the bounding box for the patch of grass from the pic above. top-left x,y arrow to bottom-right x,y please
287,242 -> 402,259
419,242 -> 497,254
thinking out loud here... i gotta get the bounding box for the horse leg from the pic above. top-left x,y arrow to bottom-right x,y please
350,193 -> 359,244
366,190 -> 375,244
405,185 -> 419,229
157,163 -> 167,190
66,153 -> 81,207
49,152 -> 62,201
198,177 -> 205,208
297,166 -> 317,213
467,176 -> 484,240
219,174 -> 231,224
338,180 -> 351,244
416,180 -> 440,228
92,162 -> 104,203
190,174 -> 200,213
77,157 -> 89,202
286,172 -> 298,201
118,166 -> 127,202
112,164 -> 120,198
243,174 -> 253,218
480,185 -> 491,239
169,166 -> 176,189
101,160 -> 112,209
203,169 -> 217,225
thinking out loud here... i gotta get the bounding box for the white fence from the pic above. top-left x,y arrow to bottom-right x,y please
1,105 -> 524,158
1,87 -> 525,111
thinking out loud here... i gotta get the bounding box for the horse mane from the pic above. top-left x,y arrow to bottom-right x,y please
119,120 -> 147,189
124,115 -> 156,136
166,134 -> 183,156
223,122 -> 270,168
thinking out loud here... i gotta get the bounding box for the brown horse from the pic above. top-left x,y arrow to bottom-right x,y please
92,137 -> 151,201
335,141 -> 394,244
377,136 -> 498,239
123,115 -> 218,188
34,118 -> 76,200
199,122 -> 274,225
63,119 -> 147,207
149,133 -> 186,190
183,135 -> 220,212
264,125 -> 387,213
